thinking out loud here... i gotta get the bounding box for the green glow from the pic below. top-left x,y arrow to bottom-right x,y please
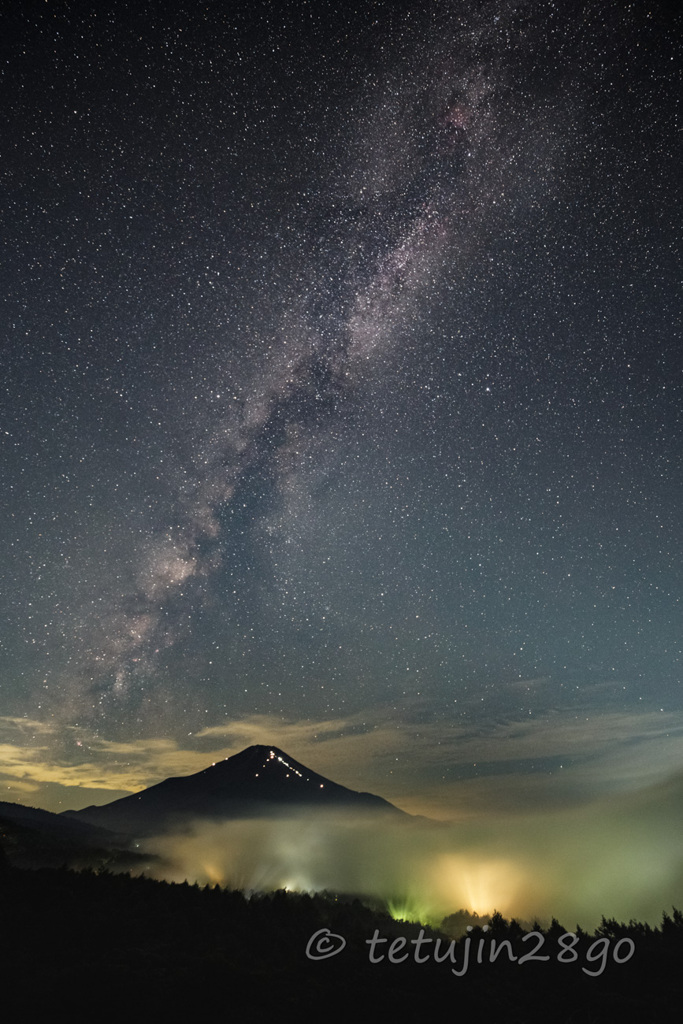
387,896 -> 437,926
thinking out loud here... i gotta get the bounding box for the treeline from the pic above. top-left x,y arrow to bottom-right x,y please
0,858 -> 681,1019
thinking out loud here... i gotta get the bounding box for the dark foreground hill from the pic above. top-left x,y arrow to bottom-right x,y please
63,744 -> 406,836
0,800 -> 147,871
0,859 -> 681,1019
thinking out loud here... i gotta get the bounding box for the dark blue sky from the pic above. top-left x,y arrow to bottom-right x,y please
0,0 -> 680,819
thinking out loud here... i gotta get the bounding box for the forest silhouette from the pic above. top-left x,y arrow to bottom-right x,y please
1,843 -> 681,1019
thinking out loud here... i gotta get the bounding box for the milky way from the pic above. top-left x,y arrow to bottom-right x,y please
1,0 -> 680,795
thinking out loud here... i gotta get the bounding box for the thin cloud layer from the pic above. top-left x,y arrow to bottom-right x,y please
2,707 -> 681,818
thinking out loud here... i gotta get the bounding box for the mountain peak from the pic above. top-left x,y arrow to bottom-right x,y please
64,744 -> 405,836
196,745 -> 325,786
222,744 -> 290,764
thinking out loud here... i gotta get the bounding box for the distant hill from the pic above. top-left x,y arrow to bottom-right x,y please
0,800 -> 147,871
62,744 -> 407,836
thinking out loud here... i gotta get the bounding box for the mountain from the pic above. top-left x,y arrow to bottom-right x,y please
0,800 -> 149,871
63,744 -> 406,836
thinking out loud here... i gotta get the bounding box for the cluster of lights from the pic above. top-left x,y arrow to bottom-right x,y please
250,750 -> 323,787
270,750 -> 304,778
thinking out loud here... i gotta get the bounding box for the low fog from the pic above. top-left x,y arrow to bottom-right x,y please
139,770 -> 683,931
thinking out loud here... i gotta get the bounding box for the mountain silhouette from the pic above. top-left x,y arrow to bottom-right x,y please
0,800 -> 150,871
0,800 -> 120,843
63,744 -> 405,835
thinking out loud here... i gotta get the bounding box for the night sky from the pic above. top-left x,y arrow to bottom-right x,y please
1,0 -> 681,900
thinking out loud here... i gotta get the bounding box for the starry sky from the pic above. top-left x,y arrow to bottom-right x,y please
1,0 -> 681,844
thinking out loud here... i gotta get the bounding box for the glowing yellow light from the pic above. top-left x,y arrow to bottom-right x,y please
201,862 -> 226,886
432,854 -> 528,917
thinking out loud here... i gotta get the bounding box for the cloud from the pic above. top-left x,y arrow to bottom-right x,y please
187,706 -> 683,816
3,705 -> 681,819
141,767 -> 683,931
